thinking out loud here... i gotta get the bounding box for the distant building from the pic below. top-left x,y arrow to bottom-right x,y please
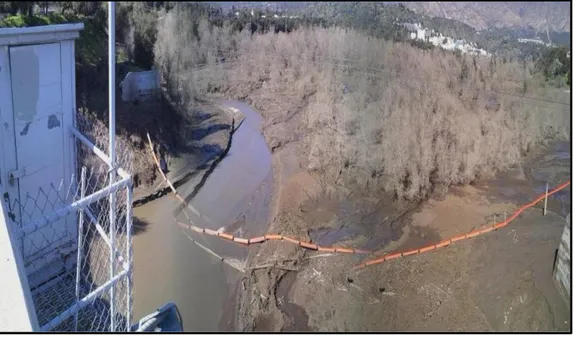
403,22 -> 489,57
429,36 -> 442,46
416,28 -> 426,41
402,22 -> 419,32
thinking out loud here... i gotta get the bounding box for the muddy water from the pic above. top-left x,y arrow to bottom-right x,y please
276,271 -> 310,332
476,140 -> 571,218
179,100 -> 273,260
132,100 -> 272,331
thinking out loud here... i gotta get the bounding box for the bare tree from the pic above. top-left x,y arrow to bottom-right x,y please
154,16 -> 570,200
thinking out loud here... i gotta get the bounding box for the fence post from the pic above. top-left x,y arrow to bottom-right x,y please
74,167 -> 87,331
544,182 -> 549,216
125,183 -> 133,331
108,1 -> 117,332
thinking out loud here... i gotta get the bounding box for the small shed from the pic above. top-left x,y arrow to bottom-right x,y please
0,23 -> 84,289
120,69 -> 160,103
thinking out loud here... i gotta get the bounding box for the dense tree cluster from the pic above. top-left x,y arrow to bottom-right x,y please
535,46 -> 571,86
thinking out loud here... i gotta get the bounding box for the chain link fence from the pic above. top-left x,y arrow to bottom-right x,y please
4,113 -> 133,332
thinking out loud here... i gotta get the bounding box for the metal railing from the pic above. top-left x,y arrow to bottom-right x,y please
7,122 -> 133,332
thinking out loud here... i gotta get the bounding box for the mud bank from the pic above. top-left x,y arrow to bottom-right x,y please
132,104 -> 235,206
235,125 -> 571,332
132,101 -> 274,331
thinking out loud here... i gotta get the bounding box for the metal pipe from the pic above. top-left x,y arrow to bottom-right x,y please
108,1 -> 117,332
84,207 -> 128,271
69,127 -> 130,179
74,167 -> 87,331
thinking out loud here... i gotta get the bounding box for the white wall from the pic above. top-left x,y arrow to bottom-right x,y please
0,24 -> 82,330
0,197 -> 39,331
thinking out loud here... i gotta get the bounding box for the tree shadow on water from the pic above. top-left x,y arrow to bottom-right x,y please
190,124 -> 231,141
131,143 -> 226,209
132,216 -> 150,236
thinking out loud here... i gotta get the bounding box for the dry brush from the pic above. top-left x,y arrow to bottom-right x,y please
154,9 -> 570,200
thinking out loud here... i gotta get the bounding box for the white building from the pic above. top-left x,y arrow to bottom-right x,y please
429,36 -> 443,46
404,22 -> 490,57
0,23 -> 84,331
0,22 -> 134,332
0,23 -> 84,291
416,28 -> 426,41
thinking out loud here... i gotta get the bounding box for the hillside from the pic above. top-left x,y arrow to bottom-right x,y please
399,2 -> 571,33
209,2 -> 571,34
2,2 -> 569,333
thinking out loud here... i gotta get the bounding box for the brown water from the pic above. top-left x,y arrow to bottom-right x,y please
476,140 -> 571,217
132,100 -> 273,331
276,271 -> 310,332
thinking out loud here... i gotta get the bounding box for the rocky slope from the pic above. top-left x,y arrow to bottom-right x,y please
401,2 -> 571,33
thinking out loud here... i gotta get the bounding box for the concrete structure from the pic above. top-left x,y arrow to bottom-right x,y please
0,190 -> 39,330
0,23 -> 83,329
120,70 -> 160,103
553,214 -> 571,305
